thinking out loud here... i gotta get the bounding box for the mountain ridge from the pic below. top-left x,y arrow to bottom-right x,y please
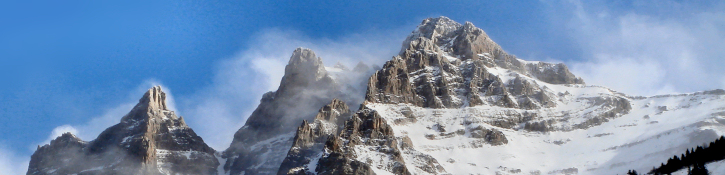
27,16 -> 725,175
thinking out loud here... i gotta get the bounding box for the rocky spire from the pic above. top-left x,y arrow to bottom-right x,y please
224,48 -> 343,175
140,85 -> 168,111
281,48 -> 328,87
27,86 -> 219,175
120,85 -> 173,122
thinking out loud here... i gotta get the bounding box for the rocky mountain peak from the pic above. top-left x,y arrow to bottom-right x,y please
141,85 -> 168,111
120,86 -> 173,123
51,132 -> 83,144
28,86 -> 219,175
285,48 -> 327,82
367,16 -> 586,109
412,16 -> 462,41
224,48 -> 345,175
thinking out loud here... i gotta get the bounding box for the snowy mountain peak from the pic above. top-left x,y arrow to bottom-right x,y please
354,17 -> 725,175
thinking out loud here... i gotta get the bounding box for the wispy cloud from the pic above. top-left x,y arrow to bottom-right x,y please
32,80 -> 172,149
29,27 -> 409,155
178,28 -> 409,150
0,144 -> 29,175
545,0 -> 725,96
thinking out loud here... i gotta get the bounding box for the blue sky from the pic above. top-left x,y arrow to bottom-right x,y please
1,0 -> 724,173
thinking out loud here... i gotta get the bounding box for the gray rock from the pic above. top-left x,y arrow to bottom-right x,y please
223,48 -> 372,175
468,126 -> 508,145
277,99 -> 351,175
27,86 -> 219,175
315,108 -> 410,175
366,17 -> 585,110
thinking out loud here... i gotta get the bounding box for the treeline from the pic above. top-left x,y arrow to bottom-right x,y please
633,136 -> 725,175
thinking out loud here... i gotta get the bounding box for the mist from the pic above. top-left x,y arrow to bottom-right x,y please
176,28 -> 408,150
545,0 -> 725,96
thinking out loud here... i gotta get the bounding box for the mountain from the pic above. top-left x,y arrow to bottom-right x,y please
275,17 -> 725,175
222,48 -> 376,175
26,16 -> 725,175
277,99 -> 351,175
27,86 -> 219,175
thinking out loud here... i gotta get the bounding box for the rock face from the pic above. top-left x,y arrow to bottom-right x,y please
277,99 -> 351,175
362,16 -> 631,131
317,17 -> 636,174
223,48 -> 376,175
366,17 -> 584,109
26,15 -> 725,175
315,108 -> 411,175
27,86 -> 219,175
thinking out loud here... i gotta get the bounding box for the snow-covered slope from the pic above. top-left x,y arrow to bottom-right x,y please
673,160 -> 725,175
367,86 -> 725,174
27,16 -> 725,175
319,16 -> 725,175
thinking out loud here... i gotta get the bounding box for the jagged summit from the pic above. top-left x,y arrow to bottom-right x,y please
139,85 -> 168,111
121,86 -> 172,122
401,16 -> 583,84
367,16 -> 586,109
285,48 -> 328,83
224,48 -> 345,175
222,46 -> 380,174
401,16 -> 462,50
24,16 -> 725,175
52,132 -> 83,143
401,16 -> 498,58
27,86 -> 218,175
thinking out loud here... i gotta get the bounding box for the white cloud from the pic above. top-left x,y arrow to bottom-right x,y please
0,144 -> 29,175
33,80 -> 172,149
35,125 -> 79,148
30,26 -> 409,153
178,28 -> 408,150
547,0 -> 725,96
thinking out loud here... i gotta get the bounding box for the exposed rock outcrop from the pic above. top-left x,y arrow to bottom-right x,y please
365,17 -> 584,109
277,99 -> 351,175
223,48 -> 378,175
468,126 -> 508,145
316,108 -> 411,175
27,86 -> 219,175
223,48 -> 341,175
